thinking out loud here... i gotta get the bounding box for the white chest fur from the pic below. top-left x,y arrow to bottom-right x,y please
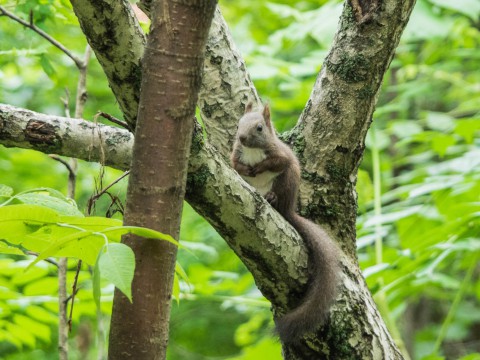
239,147 -> 279,196
240,147 -> 267,166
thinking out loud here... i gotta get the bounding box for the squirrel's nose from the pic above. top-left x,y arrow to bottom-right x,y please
239,135 -> 247,144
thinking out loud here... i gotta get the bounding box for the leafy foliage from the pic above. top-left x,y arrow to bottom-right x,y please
0,186 -> 176,357
355,2 -> 480,358
0,187 -> 176,299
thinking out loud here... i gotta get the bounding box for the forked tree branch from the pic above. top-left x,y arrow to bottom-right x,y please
1,0 -> 418,356
0,103 -> 401,358
67,0 -> 415,357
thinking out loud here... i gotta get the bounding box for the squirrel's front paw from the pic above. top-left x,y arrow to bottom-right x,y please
250,165 -> 265,177
236,164 -> 254,177
265,191 -> 277,205
247,167 -> 257,177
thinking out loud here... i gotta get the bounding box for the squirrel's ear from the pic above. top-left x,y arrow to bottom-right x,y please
245,102 -> 253,113
263,104 -> 272,128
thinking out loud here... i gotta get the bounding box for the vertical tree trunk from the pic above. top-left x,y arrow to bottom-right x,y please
107,1 -> 217,359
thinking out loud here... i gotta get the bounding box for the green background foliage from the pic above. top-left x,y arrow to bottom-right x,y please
0,0 -> 479,359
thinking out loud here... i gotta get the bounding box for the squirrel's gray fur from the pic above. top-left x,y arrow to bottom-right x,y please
231,103 -> 339,343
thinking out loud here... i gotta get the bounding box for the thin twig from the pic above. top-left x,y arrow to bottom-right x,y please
49,154 -> 76,360
97,111 -> 133,132
86,171 -> 130,214
60,88 -> 71,118
74,45 -> 92,119
49,155 -> 76,182
63,287 -> 80,305
25,251 -> 58,267
105,192 -> 125,218
68,260 -> 82,332
97,171 -> 130,199
58,257 -> 68,360
0,5 -> 84,69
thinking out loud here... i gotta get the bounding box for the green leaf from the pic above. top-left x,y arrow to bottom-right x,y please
408,177 -> 463,198
364,206 -> 423,227
0,204 -> 59,223
92,254 -> 102,309
231,338 -> 282,360
431,134 -> 456,157
98,243 -> 135,302
25,306 -> 58,325
414,273 -> 459,289
0,241 -> 25,256
28,228 -> 102,267
13,314 -> 51,343
28,224 -> 176,266
1,187 -> 77,208
425,112 -> 455,132
356,169 -> 374,209
455,119 -> 480,144
16,193 -> 82,216
58,216 -> 123,242
265,3 -> 300,19
39,54 -> 56,77
172,273 -> 180,305
429,0 -> 480,20
175,262 -> 190,284
389,121 -> 423,138
366,128 -> 390,151
7,322 -> 36,348
7,209 -> 175,268
11,265 -> 48,286
23,277 -> 58,296
457,354 -> 480,360
0,185 -> 13,198
434,238 -> 480,252
59,216 -> 122,230
26,187 -> 70,201
403,1 -> 454,40
420,355 -> 445,360
102,226 -> 178,246
363,263 -> 391,278
475,276 -> 480,301
0,205 -> 60,247
172,262 -> 190,304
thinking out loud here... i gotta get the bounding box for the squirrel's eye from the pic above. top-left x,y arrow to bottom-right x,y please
256,124 -> 263,132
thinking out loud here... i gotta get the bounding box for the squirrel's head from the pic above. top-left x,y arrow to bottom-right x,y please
237,102 -> 275,149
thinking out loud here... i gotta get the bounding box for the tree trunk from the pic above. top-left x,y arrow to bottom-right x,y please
107,1 -> 216,359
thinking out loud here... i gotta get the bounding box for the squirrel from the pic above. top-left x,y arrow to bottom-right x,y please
231,102 -> 339,343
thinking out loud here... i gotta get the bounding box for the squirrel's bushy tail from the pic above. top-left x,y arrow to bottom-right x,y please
275,213 -> 340,343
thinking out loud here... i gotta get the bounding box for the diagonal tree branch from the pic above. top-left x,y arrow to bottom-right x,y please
69,0 -> 146,128
0,5 -> 85,69
0,104 -> 133,169
197,7 -> 262,157
290,0 -> 418,259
